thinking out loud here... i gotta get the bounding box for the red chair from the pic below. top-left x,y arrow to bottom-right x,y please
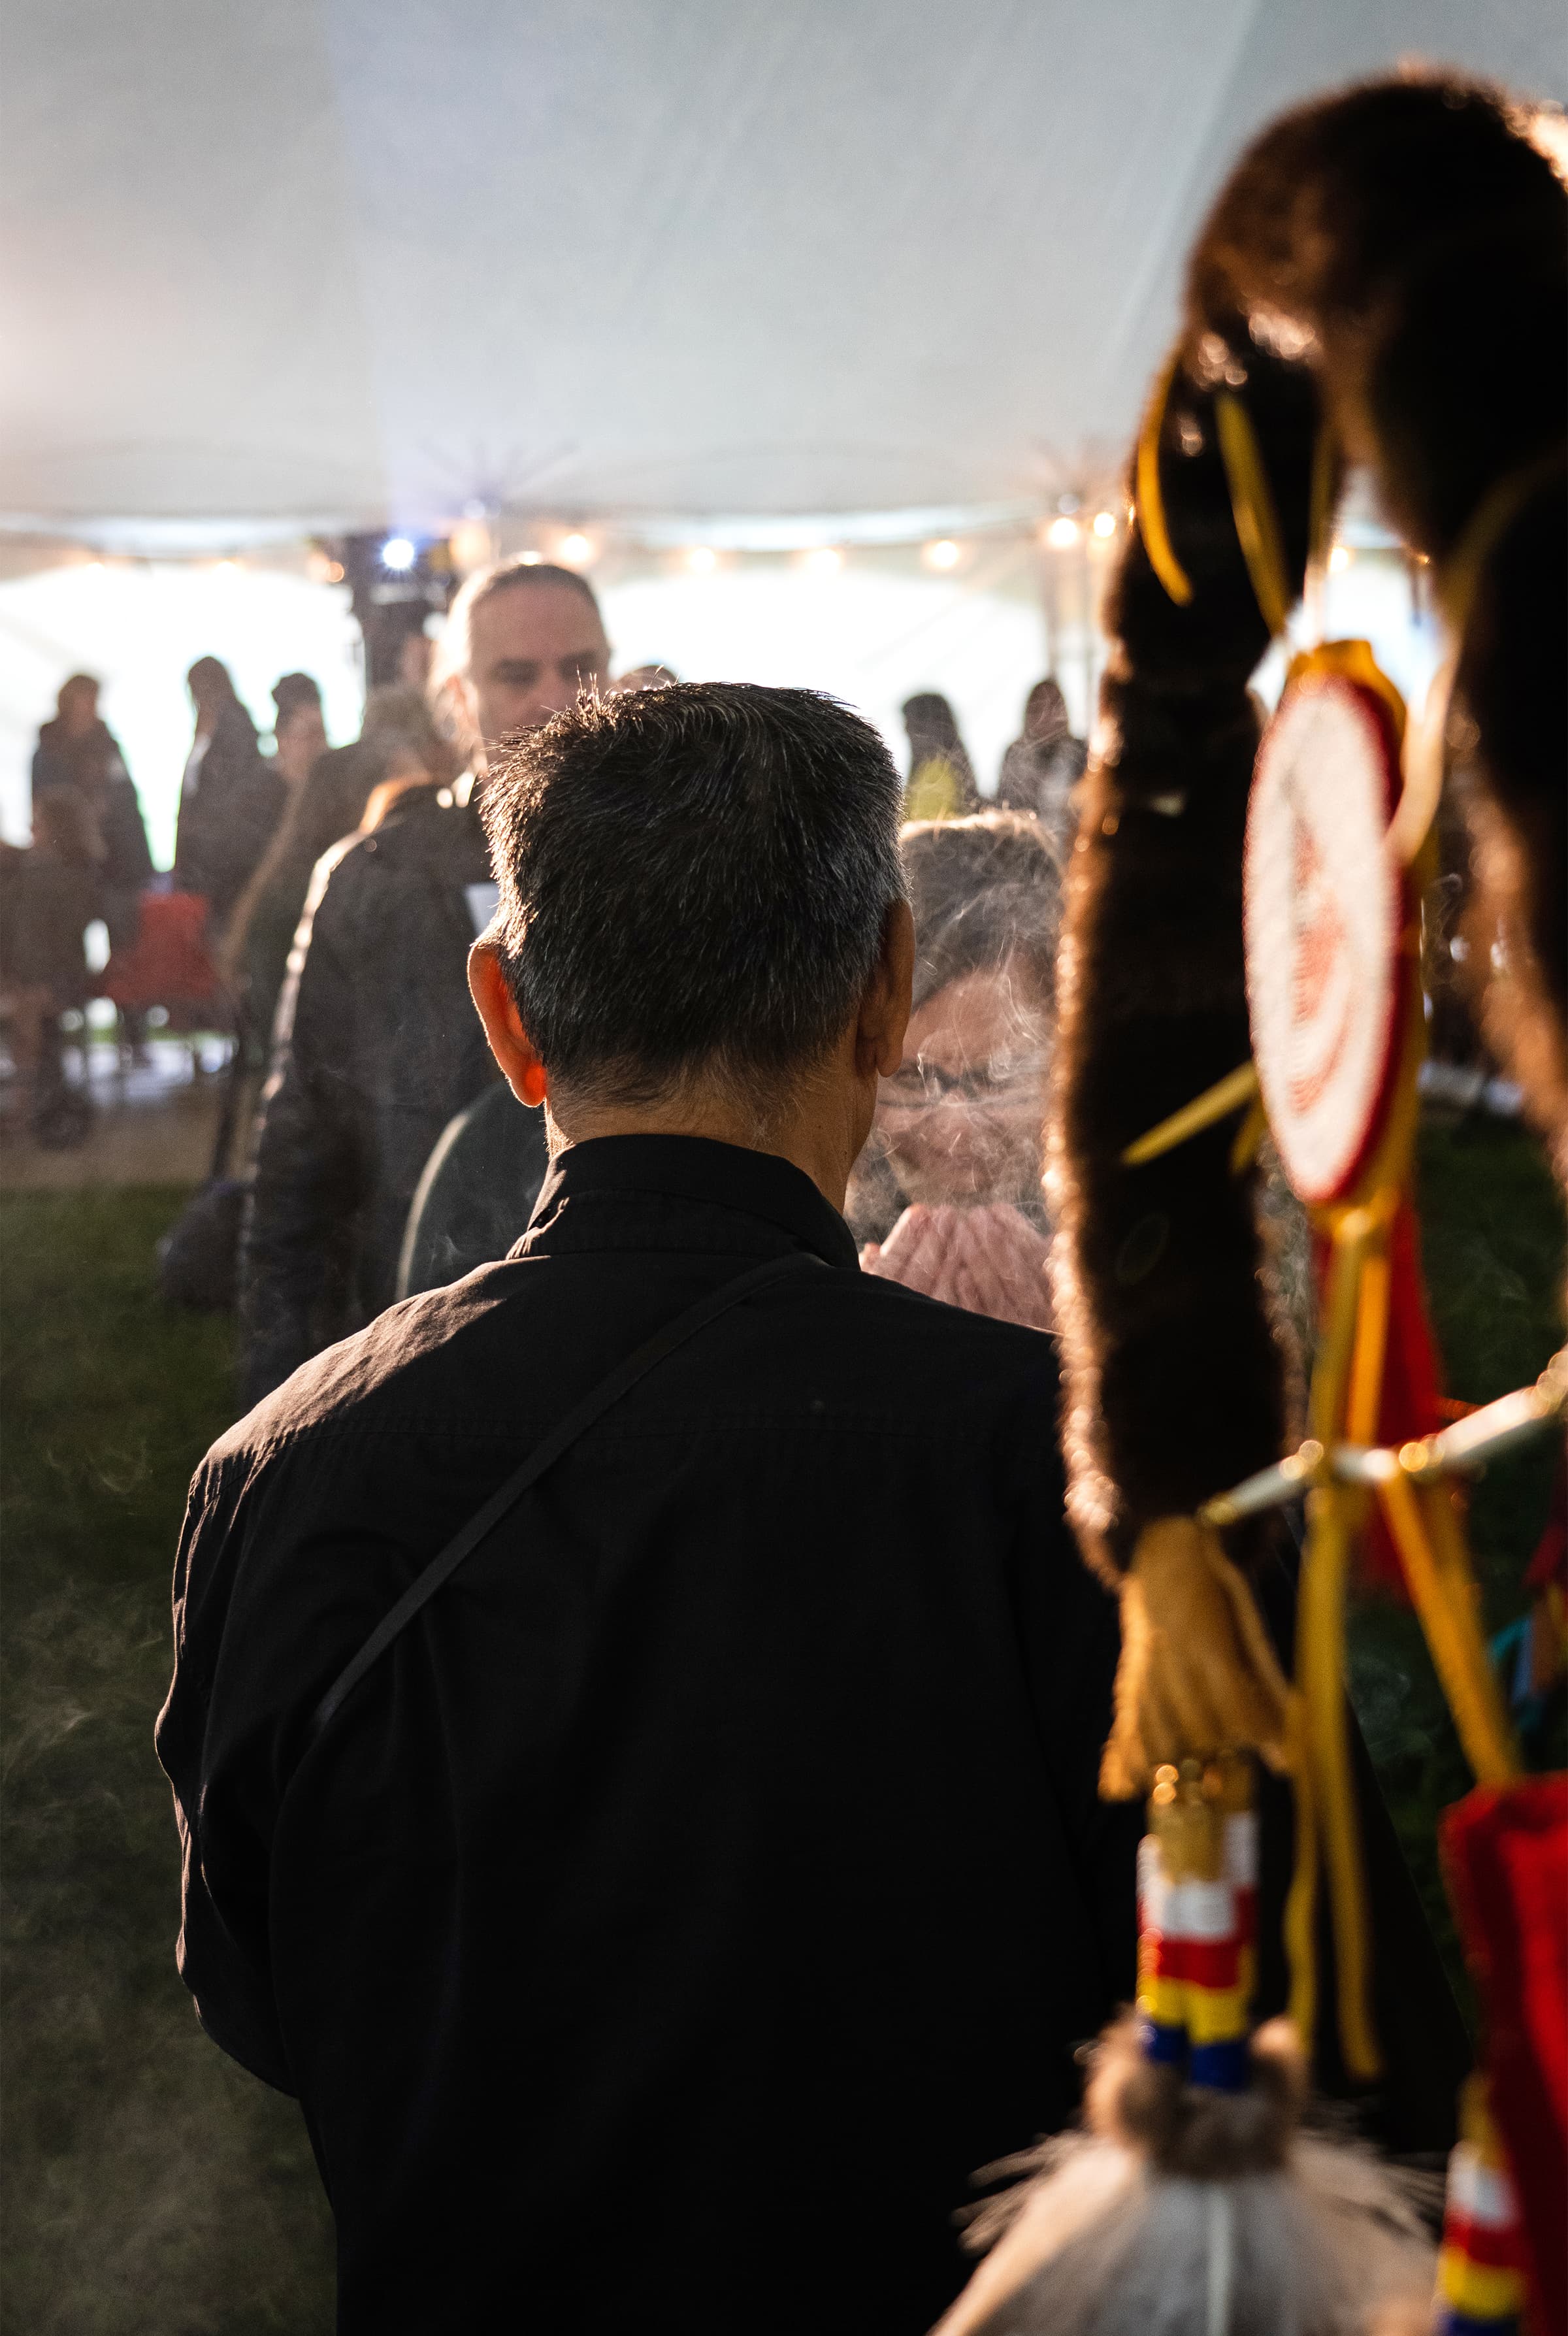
100,891 -> 232,1076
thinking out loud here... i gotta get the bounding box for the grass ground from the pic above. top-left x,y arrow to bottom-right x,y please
0,1123 -> 1561,2327
1,1189 -> 333,2335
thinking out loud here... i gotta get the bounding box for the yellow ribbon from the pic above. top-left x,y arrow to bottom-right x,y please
1215,392 -> 1294,640
1371,1468 -> 1521,1786
1120,1062 -> 1258,1166
1135,351 -> 1194,608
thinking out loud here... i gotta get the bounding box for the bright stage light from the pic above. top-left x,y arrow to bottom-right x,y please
558,532 -> 597,568
1091,510 -> 1117,539
382,536 -> 416,570
1328,544 -> 1352,573
685,546 -> 718,575
1045,516 -> 1080,550
800,547 -> 843,576
214,558 -> 240,576
922,538 -> 961,571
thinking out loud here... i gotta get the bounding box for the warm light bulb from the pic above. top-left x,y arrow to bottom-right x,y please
1045,516 -> 1080,550
685,546 -> 718,575
558,532 -> 596,568
382,536 -> 416,571
519,550 -> 542,566
922,538 -> 961,571
215,557 -> 240,576
1328,544 -> 1352,573
1091,510 -> 1117,539
802,547 -> 843,576
448,519 -> 493,574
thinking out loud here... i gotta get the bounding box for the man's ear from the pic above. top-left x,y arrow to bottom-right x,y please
857,898 -> 914,1080
468,941 -> 547,1106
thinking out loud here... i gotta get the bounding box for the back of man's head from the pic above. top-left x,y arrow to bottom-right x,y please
479,682 -> 905,1113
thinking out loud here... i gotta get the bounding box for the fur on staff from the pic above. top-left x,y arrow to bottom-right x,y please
1047,333 -> 1316,1582
1050,73 -> 1568,1580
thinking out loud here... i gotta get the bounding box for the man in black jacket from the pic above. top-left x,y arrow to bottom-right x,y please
161,682 -> 1135,2335
238,559 -> 611,1404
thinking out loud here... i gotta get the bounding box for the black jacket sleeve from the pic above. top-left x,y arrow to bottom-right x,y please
239,853 -> 364,1407
155,1458 -> 297,2092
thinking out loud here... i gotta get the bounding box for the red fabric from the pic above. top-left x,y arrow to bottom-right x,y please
101,893 -> 220,1009
1441,1777 -> 1568,2336
1441,2211 -> 1525,2273
1151,1935 -> 1243,1988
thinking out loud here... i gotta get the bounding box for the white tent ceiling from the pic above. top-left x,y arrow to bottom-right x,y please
4,0 -> 1563,542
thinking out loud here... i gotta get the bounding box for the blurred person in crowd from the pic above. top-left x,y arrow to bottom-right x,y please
271,670 -> 323,727
994,676 -> 1087,855
220,687 -> 448,1060
0,792 -> 101,1140
30,672 -> 154,958
269,675 -> 327,792
238,560 -> 611,1404
397,630 -> 434,693
851,812 -> 1057,1332
160,680 -> 1134,2336
173,657 -> 284,932
900,690 -> 979,822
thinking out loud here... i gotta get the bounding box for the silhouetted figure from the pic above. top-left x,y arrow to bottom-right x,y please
1,792 -> 100,1145
994,677 -> 1086,856
31,673 -> 153,957
901,691 -> 979,821
270,670 -> 323,729
172,657 -> 283,934
269,676 -> 327,797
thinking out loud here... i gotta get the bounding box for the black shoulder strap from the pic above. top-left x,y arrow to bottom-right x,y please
307,1249 -> 823,1743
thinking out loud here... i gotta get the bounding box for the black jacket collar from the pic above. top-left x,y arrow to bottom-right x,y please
519,1134 -> 858,1270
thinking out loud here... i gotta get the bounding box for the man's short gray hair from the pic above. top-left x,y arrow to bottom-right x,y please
478,682 -> 906,1111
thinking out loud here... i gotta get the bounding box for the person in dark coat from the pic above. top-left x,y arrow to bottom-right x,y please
993,677 -> 1087,857
172,657 -> 284,933
220,687 -> 452,1063
395,1079 -> 551,1300
237,560 -> 612,1405
0,791 -> 101,1141
31,672 -> 154,954
158,678 -> 1137,2336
